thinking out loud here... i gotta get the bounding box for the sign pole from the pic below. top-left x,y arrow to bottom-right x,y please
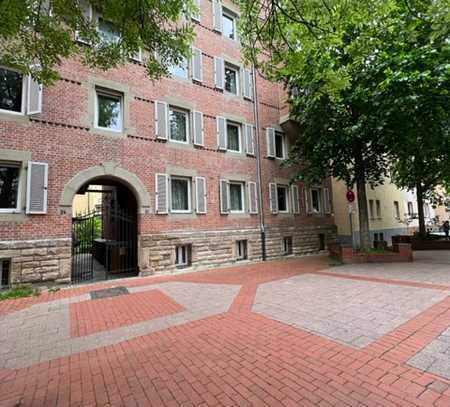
346,190 -> 356,250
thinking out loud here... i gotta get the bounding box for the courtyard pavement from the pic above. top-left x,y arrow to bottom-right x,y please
0,252 -> 449,406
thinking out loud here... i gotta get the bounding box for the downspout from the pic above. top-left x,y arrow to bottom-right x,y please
252,65 -> 266,261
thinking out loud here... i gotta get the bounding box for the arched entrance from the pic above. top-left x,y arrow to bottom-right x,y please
71,177 -> 139,284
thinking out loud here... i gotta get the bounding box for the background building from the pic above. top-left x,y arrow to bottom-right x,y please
0,0 -> 335,286
332,178 -> 448,246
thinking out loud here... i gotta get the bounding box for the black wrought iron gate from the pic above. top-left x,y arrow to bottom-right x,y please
71,206 -> 137,284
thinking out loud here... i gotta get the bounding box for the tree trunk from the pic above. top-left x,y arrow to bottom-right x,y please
416,182 -> 426,238
356,174 -> 371,250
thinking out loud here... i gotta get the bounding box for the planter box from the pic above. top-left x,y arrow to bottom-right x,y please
330,243 -> 413,264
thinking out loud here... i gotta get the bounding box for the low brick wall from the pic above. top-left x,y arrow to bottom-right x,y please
0,239 -> 71,285
411,239 -> 450,251
330,243 -> 413,264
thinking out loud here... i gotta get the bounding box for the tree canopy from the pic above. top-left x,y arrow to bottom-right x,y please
0,0 -> 196,84
239,0 -> 450,247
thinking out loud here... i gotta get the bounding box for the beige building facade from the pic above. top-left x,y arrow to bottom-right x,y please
332,178 -> 448,246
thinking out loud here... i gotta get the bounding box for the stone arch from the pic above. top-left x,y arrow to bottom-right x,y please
59,161 -> 150,214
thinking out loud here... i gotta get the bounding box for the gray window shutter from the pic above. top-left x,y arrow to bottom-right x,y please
195,176 -> 207,214
192,0 -> 201,21
191,47 -> 203,82
305,187 -> 312,214
269,183 -> 278,214
323,187 -> 331,214
266,127 -> 275,158
216,116 -> 227,150
193,110 -> 204,146
214,57 -> 224,89
244,124 -> 255,156
248,182 -> 258,214
219,179 -> 229,214
291,185 -> 300,214
155,173 -> 169,214
27,74 -> 43,115
212,0 -> 223,32
243,69 -> 253,100
26,161 -> 48,214
155,101 -> 169,140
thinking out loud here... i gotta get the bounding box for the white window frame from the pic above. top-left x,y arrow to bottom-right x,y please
226,121 -> 241,153
175,244 -> 191,267
224,63 -> 240,96
0,162 -> 22,213
229,181 -> 245,213
96,15 -> 120,45
0,66 -> 27,116
394,201 -> 400,219
277,185 -> 290,213
222,8 -> 237,40
236,240 -> 248,261
168,106 -> 190,144
274,132 -> 286,159
168,57 -> 189,79
170,176 -> 192,213
94,88 -> 123,132
310,188 -> 322,214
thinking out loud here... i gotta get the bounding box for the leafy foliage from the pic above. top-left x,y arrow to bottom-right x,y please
0,0 -> 196,83
0,285 -> 40,301
239,0 -> 449,246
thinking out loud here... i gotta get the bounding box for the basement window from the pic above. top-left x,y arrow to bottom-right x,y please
0,259 -> 10,288
175,244 -> 192,268
236,240 -> 248,261
283,236 -> 293,255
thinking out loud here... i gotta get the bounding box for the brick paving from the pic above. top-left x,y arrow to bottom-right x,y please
0,254 -> 449,406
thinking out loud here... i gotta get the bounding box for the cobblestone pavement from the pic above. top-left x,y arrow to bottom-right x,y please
0,253 -> 449,407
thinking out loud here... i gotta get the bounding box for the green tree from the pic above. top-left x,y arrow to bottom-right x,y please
0,0 -> 196,84
239,0 -> 449,249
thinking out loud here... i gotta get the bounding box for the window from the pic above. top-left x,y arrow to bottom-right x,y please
0,163 -> 20,212
224,64 -> 239,95
369,199 -> 375,218
376,200 -> 381,218
95,89 -> 123,131
0,259 -> 10,288
97,17 -> 120,44
407,201 -> 414,216
0,67 -> 25,114
424,203 -> 430,218
175,245 -> 192,268
275,132 -> 285,159
227,122 -> 241,152
168,57 -> 189,79
394,201 -> 400,219
236,240 -> 248,260
222,9 -> 237,40
229,182 -> 244,212
277,185 -> 289,212
169,107 -> 189,143
283,237 -> 293,255
311,188 -> 321,213
170,177 -> 191,213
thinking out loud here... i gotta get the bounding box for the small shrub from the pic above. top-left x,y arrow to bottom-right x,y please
0,285 -> 40,301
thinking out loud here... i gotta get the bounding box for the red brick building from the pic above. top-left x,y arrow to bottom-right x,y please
0,0 -> 335,286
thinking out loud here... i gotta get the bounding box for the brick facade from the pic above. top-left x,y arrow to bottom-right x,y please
0,0 -> 335,285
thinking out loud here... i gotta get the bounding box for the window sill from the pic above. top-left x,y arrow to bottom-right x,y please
91,127 -> 127,138
0,111 -> 29,123
0,213 -> 26,223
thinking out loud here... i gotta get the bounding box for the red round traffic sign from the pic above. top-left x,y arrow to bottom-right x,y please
346,190 -> 355,203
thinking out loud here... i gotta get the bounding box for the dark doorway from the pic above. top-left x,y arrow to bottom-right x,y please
318,233 -> 326,251
71,179 -> 138,284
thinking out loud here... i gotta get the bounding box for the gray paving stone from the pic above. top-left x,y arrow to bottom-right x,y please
253,274 -> 447,349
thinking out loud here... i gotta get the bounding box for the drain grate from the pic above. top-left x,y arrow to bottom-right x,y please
90,286 -> 129,300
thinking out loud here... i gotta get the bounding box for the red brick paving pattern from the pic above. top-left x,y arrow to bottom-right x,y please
70,290 -> 184,337
0,255 -> 450,406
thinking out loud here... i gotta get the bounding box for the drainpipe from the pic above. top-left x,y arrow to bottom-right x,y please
252,65 -> 266,261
